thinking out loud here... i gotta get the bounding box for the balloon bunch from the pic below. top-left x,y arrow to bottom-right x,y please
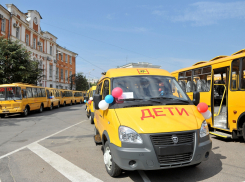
98,87 -> 123,110
197,102 -> 212,119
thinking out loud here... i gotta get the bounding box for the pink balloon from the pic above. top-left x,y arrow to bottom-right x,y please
112,87 -> 123,98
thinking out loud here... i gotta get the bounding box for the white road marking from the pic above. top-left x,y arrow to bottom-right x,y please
0,120 -> 86,160
28,143 -> 102,182
138,170 -> 151,182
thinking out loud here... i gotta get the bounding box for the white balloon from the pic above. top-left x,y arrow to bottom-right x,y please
202,110 -> 212,119
90,97 -> 93,101
98,100 -> 109,110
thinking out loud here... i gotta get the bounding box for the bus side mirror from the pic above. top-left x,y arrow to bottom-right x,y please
193,92 -> 200,106
93,94 -> 102,110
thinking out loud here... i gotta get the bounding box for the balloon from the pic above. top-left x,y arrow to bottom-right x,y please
90,97 -> 93,101
112,87 -> 123,98
202,110 -> 212,119
88,100 -> 92,104
84,100 -> 87,103
98,100 -> 109,110
105,95 -> 114,104
197,102 -> 208,113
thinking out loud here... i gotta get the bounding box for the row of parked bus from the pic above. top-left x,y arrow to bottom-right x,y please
0,83 -> 87,117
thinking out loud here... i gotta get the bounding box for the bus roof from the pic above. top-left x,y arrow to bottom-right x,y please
171,48 -> 245,74
99,68 -> 172,81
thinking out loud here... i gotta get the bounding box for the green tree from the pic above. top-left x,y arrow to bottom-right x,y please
70,72 -> 89,91
0,36 -> 43,84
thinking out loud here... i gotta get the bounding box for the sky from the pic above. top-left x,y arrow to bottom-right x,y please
1,0 -> 245,80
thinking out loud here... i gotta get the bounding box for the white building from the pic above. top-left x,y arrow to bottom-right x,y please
0,4 -> 77,89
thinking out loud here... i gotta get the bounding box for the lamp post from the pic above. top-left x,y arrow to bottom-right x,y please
87,69 -> 94,89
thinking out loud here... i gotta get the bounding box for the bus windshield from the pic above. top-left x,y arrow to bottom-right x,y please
0,87 -> 22,101
112,76 -> 189,102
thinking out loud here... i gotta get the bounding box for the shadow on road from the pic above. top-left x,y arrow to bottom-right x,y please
0,104 -> 85,127
140,150 -> 225,182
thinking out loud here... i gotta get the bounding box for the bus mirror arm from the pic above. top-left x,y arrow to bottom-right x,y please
192,92 -> 200,106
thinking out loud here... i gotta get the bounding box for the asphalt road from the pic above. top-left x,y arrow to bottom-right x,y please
0,104 -> 244,182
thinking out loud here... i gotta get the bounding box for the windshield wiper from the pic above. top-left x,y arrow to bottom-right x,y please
150,97 -> 190,103
119,98 -> 144,101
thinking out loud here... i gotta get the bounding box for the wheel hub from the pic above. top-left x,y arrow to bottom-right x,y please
104,147 -> 112,170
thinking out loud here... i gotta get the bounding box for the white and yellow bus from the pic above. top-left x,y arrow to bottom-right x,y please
172,49 -> 245,140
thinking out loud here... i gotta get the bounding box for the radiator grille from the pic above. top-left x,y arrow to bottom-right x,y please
151,132 -> 194,146
158,152 -> 192,164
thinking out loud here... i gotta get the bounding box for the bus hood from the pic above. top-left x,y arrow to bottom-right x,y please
115,105 -> 204,134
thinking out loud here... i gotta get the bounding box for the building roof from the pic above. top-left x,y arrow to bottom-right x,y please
28,10 -> 42,19
0,4 -> 10,14
57,44 -> 78,55
42,31 -> 58,39
6,4 -> 26,16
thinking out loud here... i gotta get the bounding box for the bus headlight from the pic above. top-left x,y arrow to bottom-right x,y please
119,126 -> 143,144
200,120 -> 209,138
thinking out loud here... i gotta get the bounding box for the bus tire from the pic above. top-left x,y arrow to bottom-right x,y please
74,100 -> 77,105
242,122 -> 245,141
39,104 -> 43,113
57,102 -> 60,108
0,114 -> 5,118
70,101 -> 72,106
91,115 -> 94,124
63,102 -> 66,107
22,107 -> 29,117
49,104 -> 53,110
80,100 -> 82,104
87,111 -> 90,118
104,141 -> 122,177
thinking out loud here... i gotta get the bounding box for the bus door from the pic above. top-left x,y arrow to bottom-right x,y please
212,67 -> 229,130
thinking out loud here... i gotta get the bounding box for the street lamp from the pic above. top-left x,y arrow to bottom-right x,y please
87,69 -> 94,89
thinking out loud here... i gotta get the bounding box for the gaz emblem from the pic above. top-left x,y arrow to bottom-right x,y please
172,135 -> 178,144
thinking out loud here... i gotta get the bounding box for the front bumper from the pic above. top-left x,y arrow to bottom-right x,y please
0,108 -> 23,114
110,130 -> 212,171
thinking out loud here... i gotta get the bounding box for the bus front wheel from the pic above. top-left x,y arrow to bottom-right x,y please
242,123 -> 245,141
0,114 -> 5,118
22,107 -> 29,117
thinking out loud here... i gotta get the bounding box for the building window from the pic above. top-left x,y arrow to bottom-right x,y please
61,53 -> 63,61
56,85 -> 58,89
50,84 -> 53,88
70,71 -> 72,78
65,70 -> 68,81
26,34 -> 29,46
65,54 -> 67,63
61,69 -> 63,79
56,50 -> 59,60
50,46 -> 52,56
56,67 -> 59,79
40,46 -> 43,52
65,86 -> 68,90
16,27 -> 20,39
1,19 -> 5,32
70,56 -> 72,64
33,38 -> 36,49
49,65 -> 53,78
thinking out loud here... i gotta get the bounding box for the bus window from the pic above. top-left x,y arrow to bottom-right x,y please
26,87 -> 33,98
193,66 -> 211,92
231,59 -> 240,90
241,58 -> 245,90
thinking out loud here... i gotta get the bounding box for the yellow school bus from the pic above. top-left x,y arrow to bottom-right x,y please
0,83 -> 49,117
60,89 -> 74,106
46,88 -> 61,109
171,49 -> 245,140
73,91 -> 84,104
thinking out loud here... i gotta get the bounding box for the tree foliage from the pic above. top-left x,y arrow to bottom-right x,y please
0,36 -> 43,84
70,72 -> 89,91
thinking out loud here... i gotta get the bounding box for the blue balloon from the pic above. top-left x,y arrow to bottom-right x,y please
84,100 -> 87,103
105,95 -> 114,104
